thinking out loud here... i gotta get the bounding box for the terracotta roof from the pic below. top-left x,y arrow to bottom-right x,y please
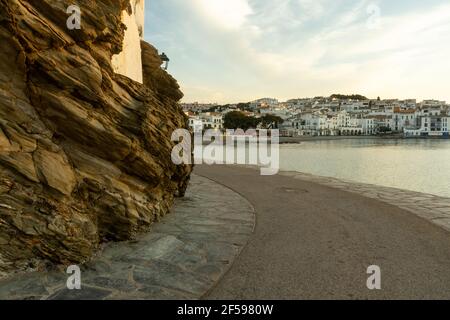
394,107 -> 416,114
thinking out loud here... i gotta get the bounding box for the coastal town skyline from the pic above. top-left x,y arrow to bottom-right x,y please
182,95 -> 449,138
182,95 -> 446,105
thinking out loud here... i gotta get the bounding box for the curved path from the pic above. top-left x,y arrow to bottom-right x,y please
196,165 -> 450,300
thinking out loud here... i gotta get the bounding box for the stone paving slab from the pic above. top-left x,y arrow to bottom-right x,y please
0,174 -> 255,300
278,171 -> 450,232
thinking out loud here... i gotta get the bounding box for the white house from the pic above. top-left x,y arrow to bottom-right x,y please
188,117 -> 203,133
111,0 -> 145,83
288,112 -> 332,136
361,118 -> 375,135
391,107 -> 416,132
427,116 -> 449,136
260,108 -> 291,120
201,112 -> 224,130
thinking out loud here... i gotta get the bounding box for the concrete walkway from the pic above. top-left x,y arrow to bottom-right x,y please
196,165 -> 450,300
277,170 -> 450,232
0,175 -> 255,300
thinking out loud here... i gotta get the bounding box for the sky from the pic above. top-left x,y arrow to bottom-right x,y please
145,0 -> 450,104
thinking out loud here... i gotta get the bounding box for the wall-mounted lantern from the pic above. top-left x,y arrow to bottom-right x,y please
160,52 -> 170,70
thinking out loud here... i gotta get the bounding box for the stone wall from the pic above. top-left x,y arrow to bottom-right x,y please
0,0 -> 192,277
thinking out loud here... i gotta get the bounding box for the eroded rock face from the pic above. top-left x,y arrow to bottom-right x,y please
0,0 -> 192,277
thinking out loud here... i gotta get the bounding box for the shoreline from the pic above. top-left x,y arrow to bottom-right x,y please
237,163 -> 450,199
279,135 -> 450,143
198,134 -> 450,145
280,135 -> 388,144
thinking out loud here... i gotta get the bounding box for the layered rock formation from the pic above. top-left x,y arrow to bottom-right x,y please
0,0 -> 192,277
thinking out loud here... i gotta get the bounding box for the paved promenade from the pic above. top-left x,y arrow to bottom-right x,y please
0,175 -> 255,300
2,165 -> 450,300
277,171 -> 450,232
196,165 -> 450,299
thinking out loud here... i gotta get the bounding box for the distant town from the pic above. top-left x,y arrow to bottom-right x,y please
182,95 -> 450,138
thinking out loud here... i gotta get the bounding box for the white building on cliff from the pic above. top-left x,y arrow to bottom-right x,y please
111,0 -> 145,83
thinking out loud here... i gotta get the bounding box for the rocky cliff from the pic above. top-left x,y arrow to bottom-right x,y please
0,0 -> 192,277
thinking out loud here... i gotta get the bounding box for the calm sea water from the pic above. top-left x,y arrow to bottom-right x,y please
280,139 -> 450,198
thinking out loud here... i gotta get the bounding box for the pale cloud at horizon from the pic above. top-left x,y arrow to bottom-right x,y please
145,0 -> 450,103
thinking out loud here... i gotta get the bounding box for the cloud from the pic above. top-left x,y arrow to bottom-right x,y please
298,0 -> 325,18
192,0 -> 252,30
146,0 -> 450,103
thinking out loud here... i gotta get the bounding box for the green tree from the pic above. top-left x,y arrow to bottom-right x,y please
224,111 -> 258,130
378,126 -> 391,134
330,94 -> 368,101
260,114 -> 284,129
